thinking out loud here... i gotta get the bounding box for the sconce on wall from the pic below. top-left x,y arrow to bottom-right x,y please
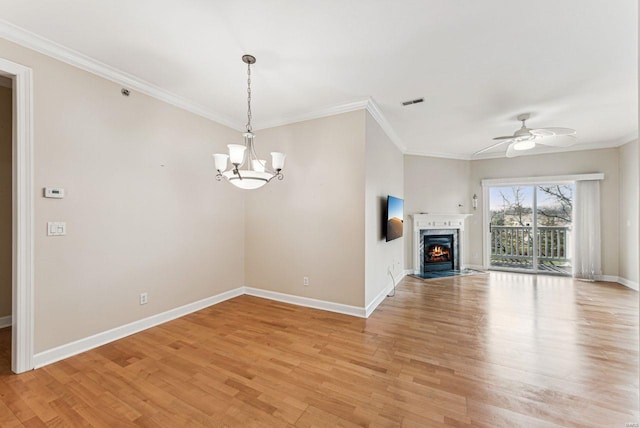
472,194 -> 478,210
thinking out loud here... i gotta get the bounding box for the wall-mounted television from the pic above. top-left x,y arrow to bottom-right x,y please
385,195 -> 404,242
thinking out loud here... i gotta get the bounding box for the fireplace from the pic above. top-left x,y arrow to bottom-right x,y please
424,235 -> 454,271
420,229 -> 459,272
412,214 -> 470,275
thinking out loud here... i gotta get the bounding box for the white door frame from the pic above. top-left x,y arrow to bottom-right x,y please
0,58 -> 34,374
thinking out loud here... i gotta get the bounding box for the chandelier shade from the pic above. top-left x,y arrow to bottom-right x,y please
227,144 -> 247,164
221,169 -> 274,190
213,154 -> 229,172
213,55 -> 285,189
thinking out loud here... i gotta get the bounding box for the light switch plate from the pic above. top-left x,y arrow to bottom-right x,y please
47,222 -> 66,236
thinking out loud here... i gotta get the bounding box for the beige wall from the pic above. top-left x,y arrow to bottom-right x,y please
244,111 -> 366,307
468,148 -> 621,276
0,38 -> 245,352
403,155 -> 471,269
0,84 -> 10,318
364,112 -> 403,306
618,140 -> 639,284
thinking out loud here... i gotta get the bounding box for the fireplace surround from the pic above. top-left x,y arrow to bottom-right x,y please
412,213 -> 471,274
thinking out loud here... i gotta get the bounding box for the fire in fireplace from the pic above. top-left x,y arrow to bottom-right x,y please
423,234 -> 454,272
427,245 -> 451,262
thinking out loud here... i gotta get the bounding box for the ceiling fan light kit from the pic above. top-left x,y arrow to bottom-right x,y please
513,140 -> 536,151
473,113 -> 577,158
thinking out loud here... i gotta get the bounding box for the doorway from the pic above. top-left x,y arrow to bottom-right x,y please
0,75 -> 12,373
0,57 -> 34,374
487,183 -> 574,275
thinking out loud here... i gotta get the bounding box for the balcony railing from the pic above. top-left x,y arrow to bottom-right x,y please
490,226 -> 571,272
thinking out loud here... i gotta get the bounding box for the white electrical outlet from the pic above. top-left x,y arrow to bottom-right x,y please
140,292 -> 148,305
303,276 -> 309,286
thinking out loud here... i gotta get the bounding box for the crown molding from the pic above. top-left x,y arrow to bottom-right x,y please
0,19 -> 243,131
0,20 -> 410,154
254,97 -> 407,154
252,98 -> 371,130
364,98 -> 407,153
1,19 -> 635,161
404,149 -> 472,160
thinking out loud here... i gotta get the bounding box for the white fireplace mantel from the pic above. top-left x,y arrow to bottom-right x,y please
412,213 -> 472,274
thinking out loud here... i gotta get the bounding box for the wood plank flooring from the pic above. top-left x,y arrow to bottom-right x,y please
0,272 -> 638,427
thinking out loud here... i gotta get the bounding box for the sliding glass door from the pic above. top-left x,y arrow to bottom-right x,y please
487,184 -> 573,275
535,185 -> 573,274
489,186 -> 535,271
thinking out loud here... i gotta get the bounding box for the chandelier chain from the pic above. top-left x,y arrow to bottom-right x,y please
246,61 -> 252,132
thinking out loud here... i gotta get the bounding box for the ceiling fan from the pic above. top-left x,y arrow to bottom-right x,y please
474,113 -> 577,158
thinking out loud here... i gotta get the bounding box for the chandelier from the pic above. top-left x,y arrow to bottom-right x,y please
213,55 -> 286,190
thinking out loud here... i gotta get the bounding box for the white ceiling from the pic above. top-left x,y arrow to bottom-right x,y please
0,0 -> 637,158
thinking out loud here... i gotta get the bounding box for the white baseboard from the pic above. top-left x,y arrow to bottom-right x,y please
365,271 -> 408,317
29,269 -> 638,371
0,315 -> 11,328
616,276 -> 640,291
598,275 -> 639,291
244,287 -> 366,318
33,287 -> 245,369
616,277 -> 639,291
33,283 -> 399,370
365,284 -> 393,318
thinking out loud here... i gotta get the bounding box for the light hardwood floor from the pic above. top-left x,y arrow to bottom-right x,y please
0,272 -> 638,427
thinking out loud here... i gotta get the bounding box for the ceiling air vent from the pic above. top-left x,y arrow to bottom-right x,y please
402,97 -> 424,106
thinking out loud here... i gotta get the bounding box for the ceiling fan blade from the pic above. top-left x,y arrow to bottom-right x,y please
492,135 -> 516,140
530,127 -> 576,137
535,134 -> 577,148
473,139 -> 511,156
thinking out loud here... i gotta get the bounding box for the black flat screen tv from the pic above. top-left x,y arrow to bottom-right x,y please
385,195 -> 404,242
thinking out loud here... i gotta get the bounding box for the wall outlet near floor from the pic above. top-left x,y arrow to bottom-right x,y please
139,292 -> 148,305
303,276 -> 309,286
